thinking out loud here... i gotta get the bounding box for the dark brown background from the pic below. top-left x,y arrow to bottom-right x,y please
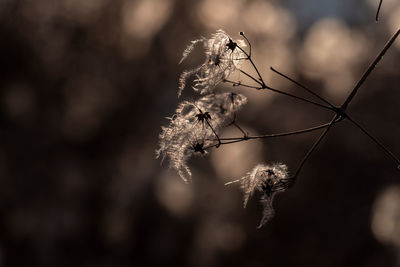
1,0 -> 400,266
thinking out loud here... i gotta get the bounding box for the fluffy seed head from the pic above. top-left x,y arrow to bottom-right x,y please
156,93 -> 247,183
226,163 -> 290,228
178,30 -> 246,96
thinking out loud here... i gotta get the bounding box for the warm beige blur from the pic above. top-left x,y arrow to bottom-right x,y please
372,185 -> 400,246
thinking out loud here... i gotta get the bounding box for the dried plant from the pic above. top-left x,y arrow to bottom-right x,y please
156,92 -> 247,183
225,163 -> 290,228
157,27 -> 400,228
178,30 -> 246,96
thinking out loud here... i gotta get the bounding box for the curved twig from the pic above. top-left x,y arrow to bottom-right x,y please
376,0 -> 383,21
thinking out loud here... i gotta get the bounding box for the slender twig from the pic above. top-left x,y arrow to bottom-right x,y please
204,121 -> 340,150
291,115 -> 339,179
346,115 -> 400,167
236,45 -> 335,111
237,70 -> 334,110
205,119 -> 221,147
237,45 -> 266,86
206,116 -> 343,176
224,113 -> 248,137
233,122 -> 248,137
239,69 -> 264,86
270,67 -> 335,108
270,63 -> 400,169
376,0 -> 383,21
224,79 -> 261,89
224,121 -> 336,141
288,30 -> 400,178
203,139 -> 245,150
261,84 -> 334,111
341,28 -> 400,110
239,32 -> 252,57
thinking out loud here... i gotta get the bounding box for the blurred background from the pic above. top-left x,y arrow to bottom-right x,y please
0,0 -> 400,266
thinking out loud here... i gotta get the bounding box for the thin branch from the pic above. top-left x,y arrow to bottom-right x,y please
233,122 -> 248,137
376,0 -> 383,21
224,113 -> 248,137
346,115 -> 400,168
236,48 -> 334,111
270,67 -> 335,108
205,119 -> 221,147
225,78 -> 334,112
224,79 -> 261,89
203,139 -> 245,150
239,69 -> 264,86
288,29 -> 400,178
291,115 -> 339,179
261,84 -> 334,111
237,70 -> 333,110
237,45 -> 265,86
231,121 -> 335,140
206,121 -> 339,144
239,32 -> 252,57
342,28 -> 400,110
